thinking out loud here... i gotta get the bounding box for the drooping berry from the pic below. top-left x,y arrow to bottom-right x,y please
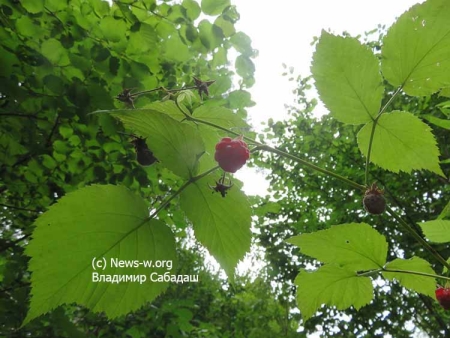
131,137 -> 157,166
436,287 -> 450,310
214,136 -> 250,173
363,183 -> 386,215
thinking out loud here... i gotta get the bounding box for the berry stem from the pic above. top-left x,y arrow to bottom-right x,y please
386,206 -> 450,270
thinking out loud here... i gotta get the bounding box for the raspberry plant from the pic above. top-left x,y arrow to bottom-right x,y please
1,0 -> 450,335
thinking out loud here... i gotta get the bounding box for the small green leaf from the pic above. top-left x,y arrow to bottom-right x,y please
24,185 -> 177,325
21,0 -> 44,13
109,110 -> 204,179
382,257 -> 436,298
201,0 -> 230,16
419,220 -> 450,243
180,176 -> 251,278
182,0 -> 201,21
41,39 -> 69,66
295,265 -> 373,321
287,223 -> 387,270
422,114 -> 450,130
357,111 -> 444,176
99,17 -> 127,43
382,0 -> 450,96
235,55 -> 255,79
193,105 -> 248,129
437,201 -> 450,220
163,34 -> 191,62
311,31 -> 384,124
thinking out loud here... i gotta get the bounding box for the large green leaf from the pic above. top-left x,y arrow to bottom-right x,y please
311,31 -> 384,124
419,220 -> 450,243
295,265 -> 373,321
437,201 -> 450,220
180,176 -> 251,278
193,105 -> 249,129
287,223 -> 387,270
24,185 -> 177,325
382,257 -> 436,298
382,0 -> 450,96
109,109 -> 205,179
357,111 -> 444,176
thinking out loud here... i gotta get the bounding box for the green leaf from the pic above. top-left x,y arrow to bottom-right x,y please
45,0 -> 68,12
41,39 -> 69,66
139,101 -> 186,121
196,125 -> 220,173
381,0 -> 450,96
180,176 -> 251,278
287,223 -> 387,270
357,111 -> 444,176
422,114 -> 450,130
109,110 -> 205,179
295,265 -> 373,321
235,55 -> 255,79
193,105 -> 249,129
126,23 -> 157,54
437,201 -> 450,220
99,17 -> 127,43
163,34 -> 191,62
24,185 -> 177,325
382,257 -> 436,298
182,0 -> 201,21
201,0 -> 230,16
311,31 -> 384,124
419,220 -> 450,243
21,0 -> 44,13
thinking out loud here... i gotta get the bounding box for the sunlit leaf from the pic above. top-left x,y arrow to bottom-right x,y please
180,176 -> 251,278
287,223 -> 387,270
311,31 -> 384,124
419,220 -> 450,243
24,185 -> 177,325
295,265 -> 373,321
109,110 -> 205,179
382,257 -> 436,298
382,0 -> 450,96
357,111 -> 444,176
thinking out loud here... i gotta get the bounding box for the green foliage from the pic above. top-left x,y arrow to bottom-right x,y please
419,220 -> 450,243
357,111 -> 444,176
288,223 -> 387,270
295,265 -> 373,321
24,185 -> 177,325
382,0 -> 450,96
382,257 -> 437,298
180,176 -> 252,278
311,31 -> 383,124
111,109 -> 205,179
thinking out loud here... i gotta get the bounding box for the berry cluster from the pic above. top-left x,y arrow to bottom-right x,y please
214,137 -> 250,173
436,286 -> 450,310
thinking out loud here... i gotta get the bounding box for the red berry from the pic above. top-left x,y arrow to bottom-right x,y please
436,287 -> 450,310
214,137 -> 250,173
363,183 -> 386,215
